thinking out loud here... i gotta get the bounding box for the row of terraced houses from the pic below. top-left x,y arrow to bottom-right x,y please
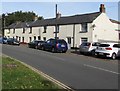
4,4 -> 120,48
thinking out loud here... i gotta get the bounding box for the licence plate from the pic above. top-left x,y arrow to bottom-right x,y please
99,53 -> 104,55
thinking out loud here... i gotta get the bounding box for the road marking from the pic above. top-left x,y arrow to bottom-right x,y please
40,52 -> 66,61
83,64 -> 119,75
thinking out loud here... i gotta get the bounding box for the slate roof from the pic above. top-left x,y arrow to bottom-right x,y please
15,22 -> 32,28
29,12 -> 101,27
7,22 -> 32,29
109,19 -> 120,24
7,23 -> 17,29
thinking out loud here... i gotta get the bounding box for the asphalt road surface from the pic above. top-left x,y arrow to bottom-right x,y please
2,44 -> 119,90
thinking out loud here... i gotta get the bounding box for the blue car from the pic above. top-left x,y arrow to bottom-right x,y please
0,37 -> 8,44
42,38 -> 68,53
7,38 -> 20,46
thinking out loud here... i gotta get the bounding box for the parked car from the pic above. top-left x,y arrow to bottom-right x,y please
42,38 -> 68,53
28,40 -> 44,49
7,38 -> 20,45
95,43 -> 120,60
37,41 -> 45,50
79,42 -> 101,55
0,37 -> 8,44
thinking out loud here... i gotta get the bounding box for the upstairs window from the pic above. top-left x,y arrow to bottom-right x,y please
13,29 -> 15,34
80,23 -> 88,33
43,26 -> 47,33
23,28 -> 25,33
8,29 -> 10,34
29,27 -> 32,33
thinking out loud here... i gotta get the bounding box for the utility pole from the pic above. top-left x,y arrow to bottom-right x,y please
2,13 -> 5,37
55,4 -> 58,39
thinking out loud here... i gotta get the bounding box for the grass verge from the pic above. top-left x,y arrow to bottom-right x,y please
2,56 -> 61,90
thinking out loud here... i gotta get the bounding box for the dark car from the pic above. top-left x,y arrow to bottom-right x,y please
7,38 -> 20,45
42,38 -> 68,53
0,37 -> 8,44
37,41 -> 45,50
28,40 -> 44,49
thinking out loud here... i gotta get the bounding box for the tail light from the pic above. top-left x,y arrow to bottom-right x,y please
88,43 -> 91,48
56,43 -> 59,48
105,48 -> 112,50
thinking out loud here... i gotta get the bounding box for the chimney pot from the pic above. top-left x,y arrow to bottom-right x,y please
100,4 -> 105,13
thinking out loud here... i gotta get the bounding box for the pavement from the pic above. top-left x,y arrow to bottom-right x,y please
2,44 -> 119,90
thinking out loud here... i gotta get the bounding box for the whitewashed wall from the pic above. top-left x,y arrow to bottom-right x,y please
92,13 -> 118,42
42,26 -> 55,40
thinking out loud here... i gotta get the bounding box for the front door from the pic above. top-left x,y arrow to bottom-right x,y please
67,37 -> 71,49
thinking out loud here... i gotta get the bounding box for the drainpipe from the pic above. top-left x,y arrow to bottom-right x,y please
73,24 -> 75,48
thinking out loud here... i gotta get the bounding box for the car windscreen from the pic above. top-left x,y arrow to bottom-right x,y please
99,44 -> 110,47
57,40 -> 66,44
81,43 -> 91,46
14,39 -> 19,42
3,38 -> 7,40
113,44 -> 120,48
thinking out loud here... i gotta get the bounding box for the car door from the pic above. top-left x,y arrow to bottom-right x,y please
113,44 -> 120,57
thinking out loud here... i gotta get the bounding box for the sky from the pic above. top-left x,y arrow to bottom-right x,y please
1,1 -> 119,21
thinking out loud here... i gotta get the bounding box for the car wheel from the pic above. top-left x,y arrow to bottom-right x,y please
112,53 -> 116,60
41,46 -> 45,50
62,51 -> 67,53
51,47 -> 55,53
91,50 -> 95,56
95,53 -> 99,58
35,46 -> 38,49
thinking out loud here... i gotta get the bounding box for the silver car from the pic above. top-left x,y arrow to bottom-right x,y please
79,42 -> 100,55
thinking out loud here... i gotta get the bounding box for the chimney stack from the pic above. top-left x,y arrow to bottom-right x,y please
100,4 -> 105,13
34,16 -> 38,21
56,12 -> 61,19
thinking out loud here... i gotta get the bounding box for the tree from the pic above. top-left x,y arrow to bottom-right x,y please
4,11 -> 43,26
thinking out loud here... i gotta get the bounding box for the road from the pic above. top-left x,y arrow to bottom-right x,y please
2,44 -> 119,90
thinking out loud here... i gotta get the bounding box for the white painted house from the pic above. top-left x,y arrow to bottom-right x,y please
4,4 -> 120,48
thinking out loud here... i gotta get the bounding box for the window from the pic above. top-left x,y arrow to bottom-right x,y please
43,37 -> 46,41
8,29 -> 10,34
80,23 -> 88,33
22,37 -> 24,42
23,28 -> 25,33
18,37 -> 21,42
34,36 -> 36,40
43,26 -> 47,33
29,27 -> 32,33
38,36 -> 41,40
119,33 -> 120,40
81,38 -> 88,44
13,29 -> 15,34
113,44 -> 120,48
92,42 -> 101,46
16,36 -> 18,40
57,25 -> 59,33
67,37 -> 71,44
29,37 -> 32,42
